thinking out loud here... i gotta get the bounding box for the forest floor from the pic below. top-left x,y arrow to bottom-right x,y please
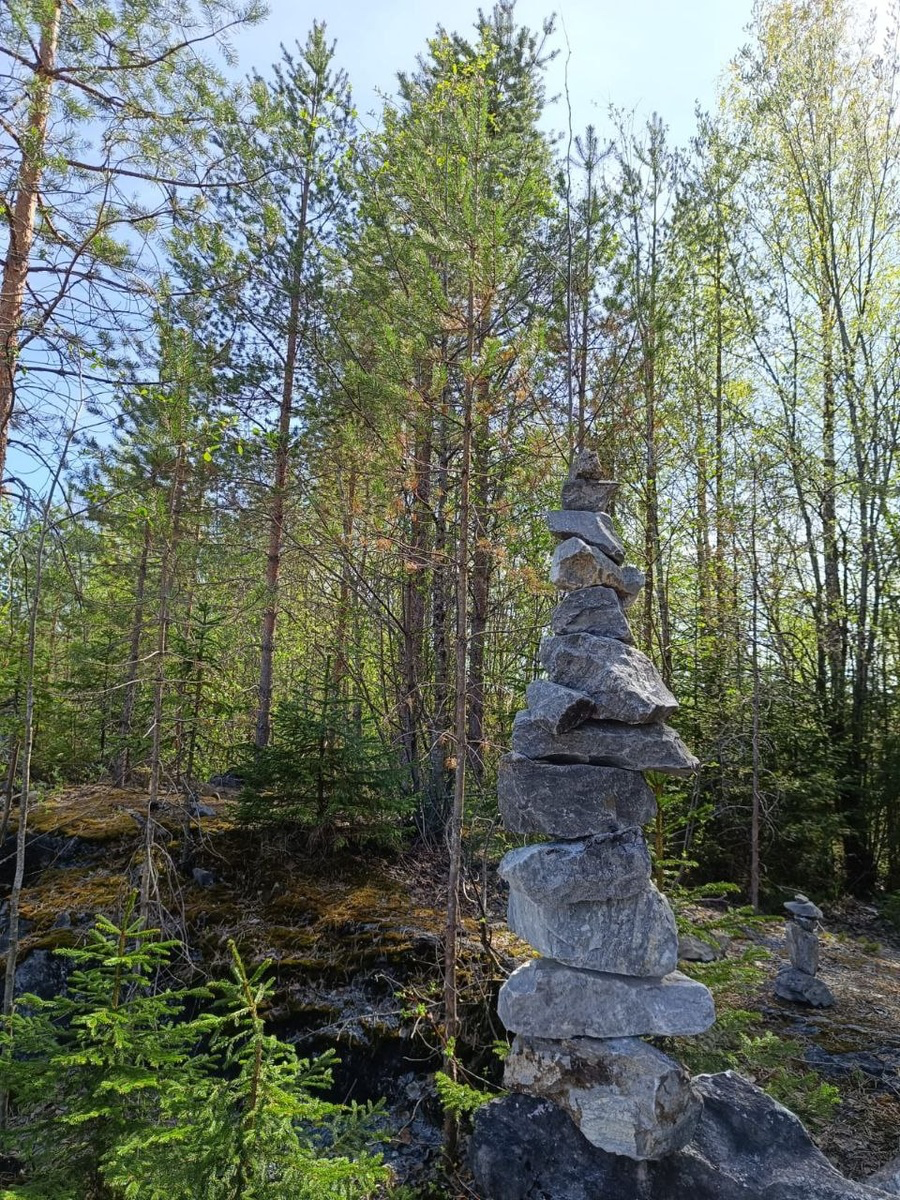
4,783 -> 900,1192
673,896 -> 900,1180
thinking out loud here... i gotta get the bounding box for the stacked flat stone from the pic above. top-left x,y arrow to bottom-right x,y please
496,451 -> 716,1162
774,895 -> 835,1008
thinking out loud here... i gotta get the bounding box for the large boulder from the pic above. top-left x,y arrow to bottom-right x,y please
560,454 -> 618,513
497,958 -> 715,1039
621,564 -> 646,610
539,632 -> 678,724
545,509 -> 625,562
868,1154 -> 900,1195
507,884 -> 678,976
785,896 -> 823,920
678,932 -> 722,963
15,948 -> 68,1000
504,1035 -> 700,1160
569,448 -> 610,482
675,1071 -> 890,1198
550,584 -> 634,643
497,753 -> 657,838
470,1091 -> 630,1200
561,476 -> 616,511
469,1072 -> 892,1200
498,829 -> 652,906
511,709 -> 699,776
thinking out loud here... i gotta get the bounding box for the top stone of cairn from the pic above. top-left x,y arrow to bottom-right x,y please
562,450 -> 618,513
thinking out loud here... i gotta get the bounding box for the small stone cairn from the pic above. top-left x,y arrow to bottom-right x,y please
774,894 -> 835,1008
494,451 -> 716,1162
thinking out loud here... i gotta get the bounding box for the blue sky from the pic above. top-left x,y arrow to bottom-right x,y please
233,0 -> 758,148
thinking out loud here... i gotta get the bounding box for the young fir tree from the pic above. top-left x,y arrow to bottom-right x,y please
0,904 -> 387,1199
235,684 -> 406,846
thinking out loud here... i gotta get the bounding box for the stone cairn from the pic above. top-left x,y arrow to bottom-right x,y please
774,894 -> 835,1008
494,451 -> 716,1163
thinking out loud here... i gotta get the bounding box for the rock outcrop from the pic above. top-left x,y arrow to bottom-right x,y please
470,1072 -> 894,1200
869,1153 -> 900,1196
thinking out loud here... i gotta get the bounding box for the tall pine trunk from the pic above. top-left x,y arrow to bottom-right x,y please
400,420 -> 431,801
0,1 -> 61,483
255,160 -> 313,747
142,446 -> 186,920
443,340 -> 473,1079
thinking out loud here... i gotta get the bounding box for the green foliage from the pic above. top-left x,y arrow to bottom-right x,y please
0,904 -> 388,1199
680,945 -> 770,996
235,684 -> 408,846
669,1008 -> 840,1129
881,892 -> 900,933
675,881 -> 743,901
765,1071 -> 842,1128
670,1006 -> 762,1075
491,1039 -> 511,1061
433,1071 -> 495,1117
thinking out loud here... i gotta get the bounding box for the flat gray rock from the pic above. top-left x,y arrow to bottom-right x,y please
540,633 -> 678,724
774,966 -> 834,1007
562,476 -> 618,512
551,585 -> 634,643
497,959 -> 715,1038
503,1035 -> 700,1160
785,897 -> 823,920
507,883 -> 678,976
498,753 -> 657,838
550,537 -> 639,601
525,679 -> 595,735
470,1072 -> 891,1200
786,921 -> 819,974
511,709 -> 699,776
546,509 -> 625,563
499,829 -> 652,906
678,932 -> 722,963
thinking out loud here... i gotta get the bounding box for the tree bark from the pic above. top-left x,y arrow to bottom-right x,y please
466,400 -> 492,786
3,412 -> 75,1019
424,397 -> 453,837
0,0 -> 62,483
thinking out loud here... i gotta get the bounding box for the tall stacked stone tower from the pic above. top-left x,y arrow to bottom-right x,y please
493,451 -> 716,1161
